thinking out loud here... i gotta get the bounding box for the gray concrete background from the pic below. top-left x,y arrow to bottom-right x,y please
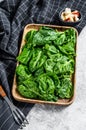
22,26 -> 86,130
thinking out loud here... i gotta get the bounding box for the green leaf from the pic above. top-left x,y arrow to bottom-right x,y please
16,47 -> 32,65
56,77 -> 73,98
29,48 -> 46,72
17,80 -> 39,99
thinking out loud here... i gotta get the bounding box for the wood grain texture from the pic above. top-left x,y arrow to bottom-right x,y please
12,24 -> 78,105
0,85 -> 6,97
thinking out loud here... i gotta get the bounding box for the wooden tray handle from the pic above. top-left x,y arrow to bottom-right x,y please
0,85 -> 6,97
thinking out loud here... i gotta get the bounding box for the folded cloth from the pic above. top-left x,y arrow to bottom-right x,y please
0,0 -> 86,130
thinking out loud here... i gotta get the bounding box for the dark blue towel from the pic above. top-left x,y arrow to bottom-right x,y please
0,0 -> 86,130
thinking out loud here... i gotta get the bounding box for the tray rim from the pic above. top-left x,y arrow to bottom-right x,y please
12,23 -> 78,105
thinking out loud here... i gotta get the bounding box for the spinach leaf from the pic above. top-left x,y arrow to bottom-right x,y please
55,77 -> 73,98
54,59 -> 74,75
39,26 -> 58,39
58,42 -> 76,55
54,32 -> 66,46
44,44 -> 58,54
54,28 -> 76,56
17,80 -> 39,99
16,64 -> 30,78
44,59 -> 55,73
32,26 -> 58,46
25,30 -> 37,44
16,64 -> 33,86
16,47 -> 32,65
34,67 -> 44,77
29,48 -> 47,72
36,73 -> 57,101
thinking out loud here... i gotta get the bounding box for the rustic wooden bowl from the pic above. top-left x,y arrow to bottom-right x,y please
12,24 -> 78,105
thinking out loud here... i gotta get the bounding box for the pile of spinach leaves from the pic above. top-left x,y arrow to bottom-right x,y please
16,26 -> 76,102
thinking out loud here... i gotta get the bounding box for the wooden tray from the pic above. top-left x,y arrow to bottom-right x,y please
12,24 -> 78,105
